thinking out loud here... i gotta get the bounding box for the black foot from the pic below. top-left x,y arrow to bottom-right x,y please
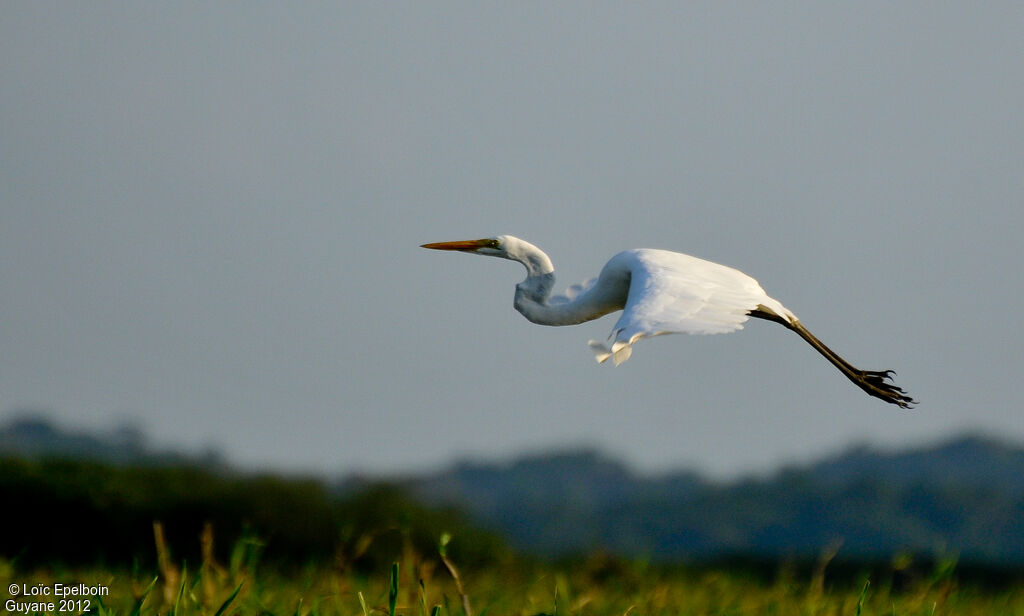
858,370 -> 916,409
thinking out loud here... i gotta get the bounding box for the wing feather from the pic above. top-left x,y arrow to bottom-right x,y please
588,249 -> 793,364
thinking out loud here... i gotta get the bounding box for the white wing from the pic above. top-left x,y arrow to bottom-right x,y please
588,249 -> 794,365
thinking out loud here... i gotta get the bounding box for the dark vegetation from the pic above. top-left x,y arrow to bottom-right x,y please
0,456 -> 506,571
2,415 -> 1024,589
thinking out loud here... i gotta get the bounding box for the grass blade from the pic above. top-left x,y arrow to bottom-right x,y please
439,534 -> 472,616
856,578 -> 870,616
94,593 -> 111,616
214,580 -> 244,616
389,562 -> 400,616
130,576 -> 159,616
170,564 -> 187,616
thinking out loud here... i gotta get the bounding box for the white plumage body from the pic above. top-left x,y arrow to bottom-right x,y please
539,248 -> 795,365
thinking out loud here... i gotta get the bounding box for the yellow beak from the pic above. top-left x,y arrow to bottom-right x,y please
420,239 -> 494,252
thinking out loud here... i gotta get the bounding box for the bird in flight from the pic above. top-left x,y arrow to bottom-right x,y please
422,235 -> 915,408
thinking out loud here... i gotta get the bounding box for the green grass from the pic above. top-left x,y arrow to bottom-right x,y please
3,543 -> 1023,616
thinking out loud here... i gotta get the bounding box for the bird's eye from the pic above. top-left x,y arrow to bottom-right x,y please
486,239 -> 501,249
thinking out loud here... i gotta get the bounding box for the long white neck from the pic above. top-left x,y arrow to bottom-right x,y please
501,237 -> 622,327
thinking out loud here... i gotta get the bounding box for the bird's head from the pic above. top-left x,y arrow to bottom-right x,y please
421,235 -> 554,275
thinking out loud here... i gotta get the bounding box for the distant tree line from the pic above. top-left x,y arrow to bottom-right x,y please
402,439 -> 1024,566
0,456 -> 506,570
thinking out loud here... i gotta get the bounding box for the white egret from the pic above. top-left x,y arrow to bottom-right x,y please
422,235 -> 915,408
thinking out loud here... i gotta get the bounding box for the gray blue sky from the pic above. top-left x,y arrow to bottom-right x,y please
2,3 -> 1022,478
